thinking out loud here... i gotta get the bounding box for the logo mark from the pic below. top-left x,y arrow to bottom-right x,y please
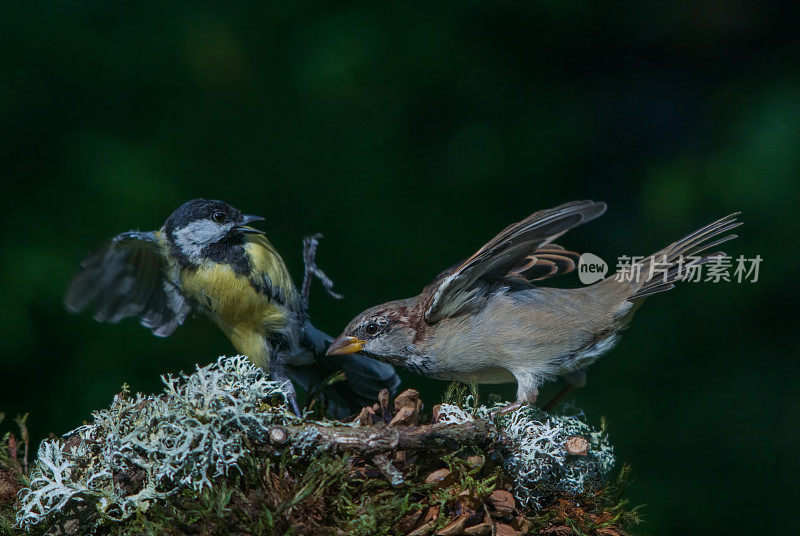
578,253 -> 608,284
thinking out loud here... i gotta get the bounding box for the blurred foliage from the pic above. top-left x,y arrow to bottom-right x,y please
1,1 -> 798,533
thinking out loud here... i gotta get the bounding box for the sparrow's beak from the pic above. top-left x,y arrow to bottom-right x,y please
326,336 -> 365,356
236,214 -> 266,234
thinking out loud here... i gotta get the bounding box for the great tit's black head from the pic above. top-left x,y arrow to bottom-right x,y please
163,198 -> 264,262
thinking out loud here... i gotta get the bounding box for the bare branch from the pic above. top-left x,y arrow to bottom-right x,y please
257,419 -> 498,456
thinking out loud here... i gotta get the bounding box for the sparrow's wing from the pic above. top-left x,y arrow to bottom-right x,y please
64,230 -> 191,337
436,244 -> 580,284
506,244 -> 582,282
423,200 -> 607,323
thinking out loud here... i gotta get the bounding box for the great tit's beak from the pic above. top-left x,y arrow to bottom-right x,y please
326,336 -> 365,356
242,214 -> 265,224
236,214 -> 266,234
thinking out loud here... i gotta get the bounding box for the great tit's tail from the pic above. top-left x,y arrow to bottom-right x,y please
290,322 -> 401,419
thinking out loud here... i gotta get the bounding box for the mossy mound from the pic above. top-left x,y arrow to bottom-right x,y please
94,449 -> 638,536
1,357 -> 641,535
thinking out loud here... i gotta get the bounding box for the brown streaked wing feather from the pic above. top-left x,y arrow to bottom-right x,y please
518,258 -> 558,280
509,246 -> 580,282
423,200 -> 607,323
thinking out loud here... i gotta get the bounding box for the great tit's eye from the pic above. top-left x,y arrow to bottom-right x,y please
364,322 -> 379,336
212,211 -> 227,224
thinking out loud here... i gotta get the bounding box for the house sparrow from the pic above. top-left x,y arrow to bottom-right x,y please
327,200 -> 740,409
65,198 -> 399,417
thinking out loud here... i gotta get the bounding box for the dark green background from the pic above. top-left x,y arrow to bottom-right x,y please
2,2 -> 798,533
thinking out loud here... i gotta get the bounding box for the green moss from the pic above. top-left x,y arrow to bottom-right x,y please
1,414 -> 31,536
92,448 -> 640,536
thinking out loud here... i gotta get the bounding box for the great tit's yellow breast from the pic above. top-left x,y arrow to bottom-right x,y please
179,262 -> 289,368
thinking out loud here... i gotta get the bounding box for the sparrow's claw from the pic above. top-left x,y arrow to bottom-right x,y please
490,400 -> 525,418
542,384 -> 576,412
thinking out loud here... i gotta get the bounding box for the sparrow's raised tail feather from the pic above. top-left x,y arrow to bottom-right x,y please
621,213 -> 742,300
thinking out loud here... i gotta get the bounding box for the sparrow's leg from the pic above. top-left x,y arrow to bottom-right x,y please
491,378 -> 538,417
542,385 -> 574,412
491,400 -> 524,417
543,368 -> 586,411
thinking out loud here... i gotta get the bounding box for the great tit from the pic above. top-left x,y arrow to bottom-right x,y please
65,198 -> 400,417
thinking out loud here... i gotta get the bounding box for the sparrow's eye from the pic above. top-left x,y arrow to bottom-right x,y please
212,211 -> 227,223
364,322 -> 379,336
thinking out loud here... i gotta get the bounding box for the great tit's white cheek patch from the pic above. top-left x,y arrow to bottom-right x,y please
173,220 -> 232,258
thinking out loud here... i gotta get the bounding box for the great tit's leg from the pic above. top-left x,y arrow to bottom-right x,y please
301,234 -> 342,308
287,392 -> 302,418
270,364 -> 303,417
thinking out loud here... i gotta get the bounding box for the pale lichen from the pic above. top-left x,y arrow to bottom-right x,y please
16,355 -> 293,530
500,404 -> 615,507
438,401 -> 615,508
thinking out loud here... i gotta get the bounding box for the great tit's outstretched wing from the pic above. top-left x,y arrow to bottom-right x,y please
64,230 -> 191,337
423,200 -> 607,323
